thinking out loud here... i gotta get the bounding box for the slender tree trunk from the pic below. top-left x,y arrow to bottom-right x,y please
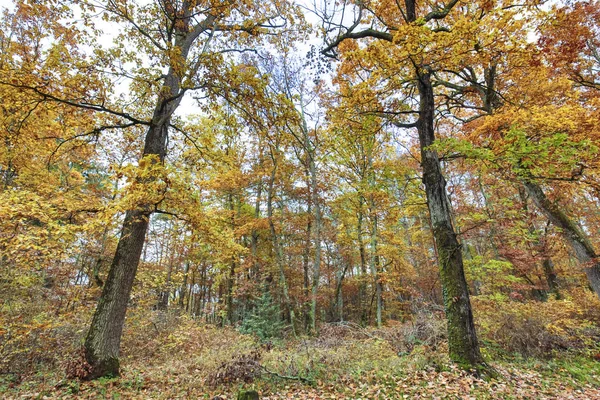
369,213 -> 383,327
523,181 -> 600,298
226,193 -> 237,324
179,262 -> 190,308
303,183 -> 312,331
251,179 -> 262,278
416,69 -> 484,369
158,261 -> 173,310
478,178 -> 500,258
543,258 -> 561,300
357,198 -> 368,324
335,260 -> 349,322
267,147 -> 296,336
307,138 -> 322,334
157,224 -> 173,311
187,267 -> 195,313
366,151 -> 383,327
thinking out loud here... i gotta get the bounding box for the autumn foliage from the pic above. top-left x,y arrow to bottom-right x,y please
2,0 -> 600,398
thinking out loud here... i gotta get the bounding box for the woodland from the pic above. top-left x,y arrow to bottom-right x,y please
1,0 -> 600,398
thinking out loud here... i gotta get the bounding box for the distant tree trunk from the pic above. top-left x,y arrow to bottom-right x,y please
199,264 -> 208,318
157,226 -> 173,311
369,209 -> 383,327
523,181 -> 600,299
303,179 -> 312,331
306,130 -> 322,334
251,178 -> 262,278
367,152 -> 383,328
518,186 -> 560,301
179,262 -> 190,308
416,69 -> 484,369
477,177 -> 500,258
157,261 -> 173,311
226,192 -> 237,324
187,267 -> 195,313
267,146 -> 296,336
543,258 -> 561,300
334,261 -> 349,322
357,199 -> 368,324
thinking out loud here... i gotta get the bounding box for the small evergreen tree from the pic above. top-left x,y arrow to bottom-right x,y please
240,291 -> 285,341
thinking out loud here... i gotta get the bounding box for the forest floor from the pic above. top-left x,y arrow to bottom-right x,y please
2,309 -> 600,399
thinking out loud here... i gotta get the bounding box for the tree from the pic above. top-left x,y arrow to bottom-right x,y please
1,0 -> 302,378
317,0 -> 488,371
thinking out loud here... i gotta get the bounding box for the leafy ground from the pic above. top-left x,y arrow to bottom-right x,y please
2,310 -> 600,399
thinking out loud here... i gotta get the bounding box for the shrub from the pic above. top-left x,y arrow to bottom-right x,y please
474,294 -> 600,358
207,349 -> 262,387
239,292 -> 285,341
375,311 -> 447,354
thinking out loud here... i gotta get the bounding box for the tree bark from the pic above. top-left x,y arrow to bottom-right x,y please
83,209 -> 151,378
523,181 -> 600,298
369,207 -> 383,327
303,175 -> 312,331
416,69 -> 484,369
305,122 -> 322,335
226,192 -> 237,324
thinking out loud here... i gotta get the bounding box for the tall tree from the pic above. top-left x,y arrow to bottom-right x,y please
318,0 -> 487,370
0,0 -> 301,378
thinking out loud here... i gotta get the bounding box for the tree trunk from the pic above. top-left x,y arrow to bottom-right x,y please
84,30 -> 188,376
307,133 -> 322,334
416,69 -> 484,369
251,178 -> 262,278
369,210 -> 383,327
357,199 -> 368,324
157,261 -> 173,311
226,192 -> 237,324
523,181 -> 600,298
83,209 -> 151,378
267,146 -> 296,336
187,266 -> 195,313
543,258 -> 561,300
303,180 -> 312,331
179,262 -> 190,308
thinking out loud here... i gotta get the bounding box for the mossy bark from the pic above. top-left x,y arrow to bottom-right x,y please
416,70 -> 484,370
237,390 -> 259,400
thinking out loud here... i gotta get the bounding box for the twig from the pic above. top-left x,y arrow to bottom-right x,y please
259,365 -> 314,384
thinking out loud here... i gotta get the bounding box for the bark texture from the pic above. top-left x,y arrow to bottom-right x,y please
416,70 -> 484,369
84,210 -> 149,378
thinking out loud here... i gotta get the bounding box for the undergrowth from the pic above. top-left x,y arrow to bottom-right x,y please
2,294 -> 600,399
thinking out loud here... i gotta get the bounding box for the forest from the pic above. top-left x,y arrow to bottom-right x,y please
1,0 -> 600,398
